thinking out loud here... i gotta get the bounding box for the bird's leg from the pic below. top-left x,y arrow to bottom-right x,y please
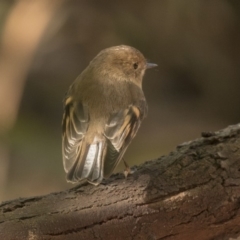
123,158 -> 133,178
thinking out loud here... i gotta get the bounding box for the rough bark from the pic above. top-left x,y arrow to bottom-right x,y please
1,124 -> 240,240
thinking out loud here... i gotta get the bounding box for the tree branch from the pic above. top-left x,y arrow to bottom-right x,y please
1,124 -> 240,240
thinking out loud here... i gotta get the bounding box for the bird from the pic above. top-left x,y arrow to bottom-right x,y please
62,45 -> 157,185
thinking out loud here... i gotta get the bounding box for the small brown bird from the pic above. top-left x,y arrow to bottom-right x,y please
62,45 -> 157,185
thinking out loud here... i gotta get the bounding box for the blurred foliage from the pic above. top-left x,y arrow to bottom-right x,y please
1,0 -> 240,201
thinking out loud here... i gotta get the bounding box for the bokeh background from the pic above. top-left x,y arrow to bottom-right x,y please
1,0 -> 240,202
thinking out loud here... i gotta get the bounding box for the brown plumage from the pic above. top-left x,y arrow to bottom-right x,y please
62,45 -> 157,185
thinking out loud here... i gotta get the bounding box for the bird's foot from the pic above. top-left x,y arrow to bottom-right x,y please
123,159 -> 134,178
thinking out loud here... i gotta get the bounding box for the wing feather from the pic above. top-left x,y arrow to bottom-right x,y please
62,97 -> 89,173
104,102 -> 147,177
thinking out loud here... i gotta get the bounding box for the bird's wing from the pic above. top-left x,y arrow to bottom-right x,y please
103,100 -> 147,177
62,96 -> 89,175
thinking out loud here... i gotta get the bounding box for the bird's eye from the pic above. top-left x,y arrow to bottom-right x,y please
133,63 -> 138,69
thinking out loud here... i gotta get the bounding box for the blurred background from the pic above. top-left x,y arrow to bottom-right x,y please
1,0 -> 240,202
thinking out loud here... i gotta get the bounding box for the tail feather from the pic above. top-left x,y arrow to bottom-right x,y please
66,138 -> 106,185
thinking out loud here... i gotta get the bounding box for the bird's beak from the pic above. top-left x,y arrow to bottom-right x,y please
146,62 -> 158,69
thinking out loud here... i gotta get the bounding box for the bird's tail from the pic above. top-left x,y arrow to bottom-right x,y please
66,137 -> 107,185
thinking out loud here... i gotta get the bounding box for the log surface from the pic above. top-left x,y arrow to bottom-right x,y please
1,124 -> 240,240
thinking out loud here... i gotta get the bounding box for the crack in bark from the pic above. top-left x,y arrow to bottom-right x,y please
141,178 -> 215,206
45,212 -> 136,237
157,233 -> 179,240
